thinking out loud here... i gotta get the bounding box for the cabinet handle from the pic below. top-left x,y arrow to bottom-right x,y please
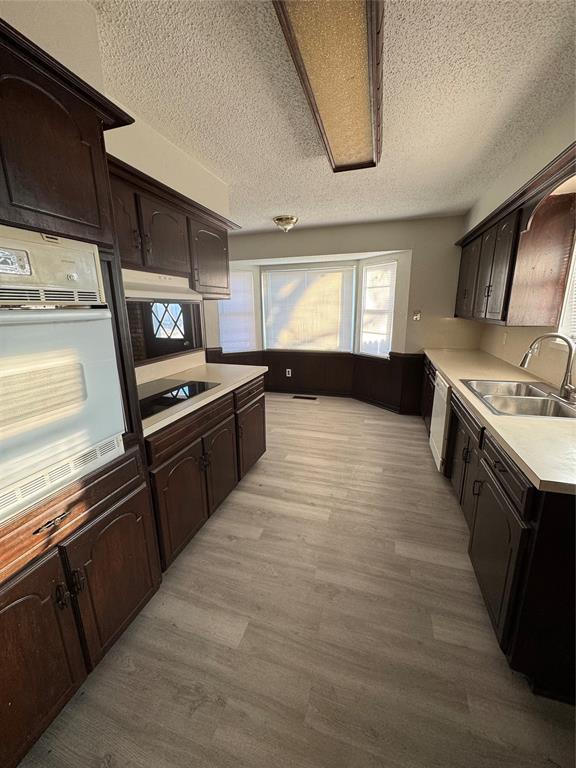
144,233 -> 152,257
55,583 -> 71,610
461,446 -> 470,463
193,267 -> 200,284
493,459 -> 507,473
472,479 -> 483,496
71,569 -> 86,595
238,425 -> 244,438
133,229 -> 142,251
33,509 -> 73,535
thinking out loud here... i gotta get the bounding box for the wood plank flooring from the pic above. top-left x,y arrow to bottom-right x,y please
20,394 -> 574,768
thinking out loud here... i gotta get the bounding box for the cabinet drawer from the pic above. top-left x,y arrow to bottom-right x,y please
146,393 -> 234,467
482,434 -> 534,516
234,376 -> 265,411
0,449 -> 144,586
451,393 -> 483,445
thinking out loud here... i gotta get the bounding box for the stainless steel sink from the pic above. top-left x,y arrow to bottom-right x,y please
483,396 -> 576,418
461,379 -> 576,418
465,380 -> 548,397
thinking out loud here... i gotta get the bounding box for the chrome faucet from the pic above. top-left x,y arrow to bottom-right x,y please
519,333 -> 576,401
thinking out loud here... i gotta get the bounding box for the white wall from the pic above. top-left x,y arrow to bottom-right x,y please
467,102 -> 575,230
0,0 -> 230,218
228,216 -> 482,354
467,104 -> 575,389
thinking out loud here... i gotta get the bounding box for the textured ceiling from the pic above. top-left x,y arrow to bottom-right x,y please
91,0 -> 575,232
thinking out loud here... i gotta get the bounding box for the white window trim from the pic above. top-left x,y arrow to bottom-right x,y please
354,252 -> 411,357
557,248 -> 576,340
218,266 -> 262,352
261,262 -> 357,353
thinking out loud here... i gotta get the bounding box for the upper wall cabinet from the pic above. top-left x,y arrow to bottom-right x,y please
0,20 -> 132,245
139,194 -> 190,273
455,144 -> 576,326
108,156 -> 238,296
189,220 -> 230,297
454,237 -> 480,318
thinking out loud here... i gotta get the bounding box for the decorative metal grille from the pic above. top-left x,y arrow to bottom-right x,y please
151,302 -> 184,339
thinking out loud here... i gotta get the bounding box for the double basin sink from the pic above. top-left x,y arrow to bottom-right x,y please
462,380 -> 576,418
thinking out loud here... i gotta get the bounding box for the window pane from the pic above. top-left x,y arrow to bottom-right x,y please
559,255 -> 576,339
218,271 -> 257,352
262,267 -> 355,351
359,262 -> 397,357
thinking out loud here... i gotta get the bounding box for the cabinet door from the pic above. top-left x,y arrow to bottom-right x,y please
460,441 -> 480,531
449,417 -> 469,503
237,395 -> 266,478
150,438 -> 209,568
0,46 -> 113,244
455,237 -> 481,318
189,219 -> 230,296
139,194 -> 190,273
469,460 -> 529,645
110,175 -> 143,267
60,487 -> 161,669
473,226 -> 497,319
485,211 -> 518,321
0,551 -> 86,768
203,415 -> 238,513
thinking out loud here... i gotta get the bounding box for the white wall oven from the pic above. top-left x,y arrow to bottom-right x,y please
0,226 -> 125,524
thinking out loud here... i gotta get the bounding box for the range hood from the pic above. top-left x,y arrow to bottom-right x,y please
122,268 -> 203,303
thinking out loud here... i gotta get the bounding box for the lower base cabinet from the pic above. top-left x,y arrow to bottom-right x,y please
237,395 -> 266,478
0,551 -> 87,768
0,480 -> 162,768
151,439 -> 209,568
468,459 -> 529,644
446,393 -> 574,702
59,487 -> 161,669
147,379 -> 266,571
203,415 -> 238,513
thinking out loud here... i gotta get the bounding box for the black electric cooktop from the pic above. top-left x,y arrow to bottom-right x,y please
139,379 -> 219,420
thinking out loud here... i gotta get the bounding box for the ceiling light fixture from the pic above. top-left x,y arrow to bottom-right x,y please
273,0 -> 384,173
273,215 -> 299,233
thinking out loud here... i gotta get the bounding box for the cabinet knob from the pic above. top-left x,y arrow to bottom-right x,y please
55,583 -> 71,610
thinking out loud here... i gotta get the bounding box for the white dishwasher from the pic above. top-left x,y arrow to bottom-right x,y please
429,372 -> 452,472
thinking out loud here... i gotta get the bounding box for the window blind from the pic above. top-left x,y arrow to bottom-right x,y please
262,267 -> 355,351
559,256 -> 576,339
218,270 -> 257,352
359,261 -> 397,357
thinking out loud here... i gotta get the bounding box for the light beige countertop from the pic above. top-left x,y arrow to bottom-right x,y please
139,363 -> 268,437
424,348 -> 576,495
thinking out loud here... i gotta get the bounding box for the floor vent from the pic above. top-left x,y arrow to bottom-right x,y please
292,395 -> 318,400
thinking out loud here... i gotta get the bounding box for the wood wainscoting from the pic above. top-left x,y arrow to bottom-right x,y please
205,348 -> 424,415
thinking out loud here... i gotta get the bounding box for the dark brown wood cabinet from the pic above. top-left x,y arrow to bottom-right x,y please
139,194 -> 190,274
107,156 -> 239,286
59,487 -> 161,669
110,174 -> 143,267
454,236 -> 480,318
485,212 -> 518,320
473,226 -> 497,319
469,459 -> 529,645
151,439 -> 209,568
237,395 -> 266,478
455,143 -> 575,326
0,551 -> 87,768
204,415 -> 238,512
0,20 -> 131,245
447,395 -> 484,530
189,220 -> 230,297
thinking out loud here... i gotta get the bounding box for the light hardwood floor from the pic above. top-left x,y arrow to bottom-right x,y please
21,394 -> 574,768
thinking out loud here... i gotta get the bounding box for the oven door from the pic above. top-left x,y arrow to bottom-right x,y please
0,308 -> 125,521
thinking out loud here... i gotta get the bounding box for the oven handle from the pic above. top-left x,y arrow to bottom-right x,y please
0,308 -> 112,325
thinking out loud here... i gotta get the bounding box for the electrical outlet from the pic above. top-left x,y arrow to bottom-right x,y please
286,368 -> 292,377
412,310 -> 422,321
